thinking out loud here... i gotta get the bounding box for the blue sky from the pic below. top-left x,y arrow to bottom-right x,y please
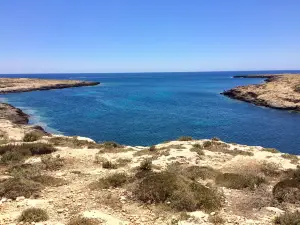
0,0 -> 300,73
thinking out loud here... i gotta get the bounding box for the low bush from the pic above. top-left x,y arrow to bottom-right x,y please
8,163 -> 41,179
115,158 -> 132,167
19,208 -> 48,222
183,166 -> 220,181
261,148 -> 280,153
211,137 -> 221,141
190,144 -> 205,156
149,145 -> 156,151
281,154 -> 299,164
274,211 -> 300,225
89,173 -> 128,189
41,155 -> 64,170
67,217 -> 100,225
273,179 -> 300,203
23,131 -> 43,142
101,141 -> 121,149
102,160 -> 117,169
139,159 -> 152,171
177,136 -> 193,141
31,175 -> 67,187
0,177 -> 41,199
0,143 -> 56,158
215,173 -> 265,190
208,214 -> 225,224
133,171 -> 222,212
49,136 -> 98,148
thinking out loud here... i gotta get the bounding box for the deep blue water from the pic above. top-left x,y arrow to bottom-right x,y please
1,71 -> 300,154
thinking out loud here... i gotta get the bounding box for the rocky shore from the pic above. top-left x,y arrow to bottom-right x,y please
0,78 -> 99,94
0,78 -> 300,225
222,74 -> 300,111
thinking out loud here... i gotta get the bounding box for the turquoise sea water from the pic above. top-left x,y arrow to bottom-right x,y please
1,71 -> 300,154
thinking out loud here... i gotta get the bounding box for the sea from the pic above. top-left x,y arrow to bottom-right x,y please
1,71 -> 299,154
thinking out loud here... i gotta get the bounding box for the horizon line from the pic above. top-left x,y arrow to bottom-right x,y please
0,69 -> 300,75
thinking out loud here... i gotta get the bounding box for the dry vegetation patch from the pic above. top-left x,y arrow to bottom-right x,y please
274,211 -> 300,225
133,171 -> 223,212
215,173 -> 265,190
89,173 -> 129,189
19,208 -> 49,223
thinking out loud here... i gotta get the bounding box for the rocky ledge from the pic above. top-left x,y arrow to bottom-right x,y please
0,78 -> 100,94
222,74 -> 300,111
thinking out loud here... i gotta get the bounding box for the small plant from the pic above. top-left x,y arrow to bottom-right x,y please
89,173 -> 128,189
139,159 -> 152,171
274,211 -> 300,225
191,144 -> 205,156
41,154 -> 64,170
281,153 -> 299,164
67,217 -> 99,225
149,145 -> 156,151
23,131 -> 43,142
273,179 -> 300,203
102,141 -> 121,149
19,208 -> 49,222
261,148 -> 280,153
177,136 -> 193,141
209,214 -> 225,224
203,141 -> 212,148
215,173 -> 265,190
211,137 -> 221,141
102,160 -> 117,169
182,166 -> 220,180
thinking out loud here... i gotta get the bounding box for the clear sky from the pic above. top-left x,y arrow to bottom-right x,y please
0,0 -> 300,73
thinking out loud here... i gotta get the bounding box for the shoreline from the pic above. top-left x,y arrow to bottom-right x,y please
222,73 -> 300,112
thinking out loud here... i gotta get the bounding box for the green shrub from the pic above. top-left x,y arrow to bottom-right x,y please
134,171 -> 222,212
67,217 -> 99,225
139,159 -> 152,171
19,208 -> 48,222
203,141 -> 212,148
102,160 -> 117,169
89,173 -> 128,189
215,173 -> 265,190
0,177 -> 41,199
177,136 -> 193,141
274,211 -> 300,225
23,132 -> 43,142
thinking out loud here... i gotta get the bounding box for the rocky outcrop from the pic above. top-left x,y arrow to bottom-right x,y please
222,74 -> 300,111
0,78 -> 100,94
0,103 -> 29,124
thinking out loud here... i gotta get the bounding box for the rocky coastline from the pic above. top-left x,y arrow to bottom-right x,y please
0,78 -> 300,225
0,78 -> 99,94
222,74 -> 300,111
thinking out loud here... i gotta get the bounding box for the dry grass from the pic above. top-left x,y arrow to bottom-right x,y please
19,208 -> 48,222
138,158 -> 152,171
208,214 -> 225,224
31,175 -> 67,187
190,144 -> 205,156
102,160 -> 117,169
182,166 -> 220,181
261,148 -> 280,153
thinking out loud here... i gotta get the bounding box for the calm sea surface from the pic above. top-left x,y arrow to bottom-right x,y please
1,71 -> 300,154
